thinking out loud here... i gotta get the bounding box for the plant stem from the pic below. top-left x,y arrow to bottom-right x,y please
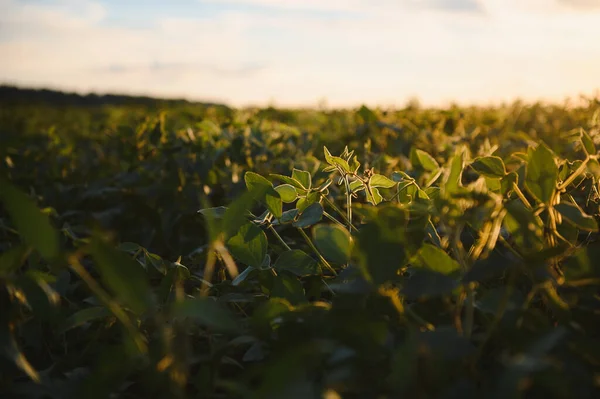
451,226 -> 475,339
323,210 -> 346,229
68,254 -> 148,354
298,228 -> 337,276
557,156 -> 589,191
343,176 -> 353,232
512,183 -> 533,209
321,194 -> 358,232
268,225 -> 291,251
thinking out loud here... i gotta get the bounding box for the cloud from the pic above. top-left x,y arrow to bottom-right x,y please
0,0 -> 599,106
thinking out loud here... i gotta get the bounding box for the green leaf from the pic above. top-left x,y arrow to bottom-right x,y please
198,207 -> 228,219
525,143 -> 558,204
412,149 -> 439,172
275,184 -> 298,203
470,156 -> 506,178
556,202 -> 598,232
501,172 -> 518,196
350,155 -> 361,172
269,174 -> 305,190
227,223 -> 268,268
504,199 -> 544,252
365,186 -> 383,205
411,244 -> 461,275
296,192 -> 319,212
273,250 -> 319,277
90,236 -> 155,315
324,147 -> 351,172
444,150 -> 464,195
271,273 -> 306,305
581,129 -> 596,155
292,168 -> 312,189
59,307 -> 112,333
356,213 -> 407,285
173,297 -> 238,333
223,188 -> 266,238
313,224 -> 352,264
245,171 -> 282,219
0,180 -> 59,260
293,202 -> 324,228
370,174 -> 396,188
349,179 -> 365,193
392,171 -> 414,182
279,208 -> 299,224
0,244 -> 29,276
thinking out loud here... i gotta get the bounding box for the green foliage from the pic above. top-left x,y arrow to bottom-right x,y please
2,93 -> 600,398
525,143 -> 558,204
0,179 -> 59,260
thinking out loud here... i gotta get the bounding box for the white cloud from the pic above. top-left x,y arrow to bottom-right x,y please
1,0 -> 599,107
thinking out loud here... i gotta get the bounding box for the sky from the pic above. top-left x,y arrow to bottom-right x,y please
1,0 -> 600,108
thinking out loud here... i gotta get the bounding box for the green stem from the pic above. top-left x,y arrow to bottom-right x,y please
323,210 -> 346,229
343,176 -> 353,232
268,225 -> 291,251
512,183 -> 532,209
451,226 -> 474,339
321,194 -> 358,232
298,228 -> 337,276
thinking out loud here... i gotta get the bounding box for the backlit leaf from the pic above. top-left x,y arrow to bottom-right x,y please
244,171 -> 282,219
275,184 -> 297,203
313,224 -> 352,264
525,143 -> 558,204
411,244 -> 461,275
412,149 -> 439,172
227,223 -> 268,268
291,169 -> 312,189
470,156 -> 506,178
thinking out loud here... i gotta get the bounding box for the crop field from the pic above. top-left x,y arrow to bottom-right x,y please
1,88 -> 600,398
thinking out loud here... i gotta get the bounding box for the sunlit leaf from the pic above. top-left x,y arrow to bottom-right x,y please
470,156 -> 506,178
411,244 -> 461,275
291,168 -> 312,189
275,184 -> 297,203
525,143 -> 558,204
370,174 -> 396,188
244,171 -> 282,219
411,149 -> 439,172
